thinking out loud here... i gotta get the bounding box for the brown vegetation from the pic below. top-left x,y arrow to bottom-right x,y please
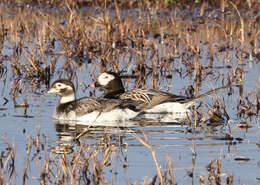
0,0 -> 259,184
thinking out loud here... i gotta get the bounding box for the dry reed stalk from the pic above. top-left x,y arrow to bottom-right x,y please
59,156 -> 69,183
114,0 -> 123,39
22,136 -> 33,185
0,3 -> 259,184
205,155 -> 234,185
71,149 -> 82,173
66,154 -> 76,185
0,138 -> 16,184
102,147 -> 111,166
76,111 -> 101,139
130,130 -> 164,185
165,152 -> 175,184
230,2 -> 244,53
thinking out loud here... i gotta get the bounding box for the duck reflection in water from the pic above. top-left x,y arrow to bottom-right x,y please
50,119 -> 187,154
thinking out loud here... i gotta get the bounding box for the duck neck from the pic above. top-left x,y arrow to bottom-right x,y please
59,94 -> 75,104
104,88 -> 125,99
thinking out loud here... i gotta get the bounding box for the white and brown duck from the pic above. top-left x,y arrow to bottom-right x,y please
91,71 -> 230,121
47,79 -> 139,123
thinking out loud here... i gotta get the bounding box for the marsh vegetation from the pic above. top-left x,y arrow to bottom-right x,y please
0,0 -> 259,184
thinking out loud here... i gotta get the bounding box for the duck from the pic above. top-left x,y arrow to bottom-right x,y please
91,71 -> 230,121
47,79 -> 139,123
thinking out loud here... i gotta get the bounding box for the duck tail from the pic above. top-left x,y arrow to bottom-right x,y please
183,83 -> 238,108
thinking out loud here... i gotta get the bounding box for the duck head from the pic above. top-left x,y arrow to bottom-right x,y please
47,79 -> 76,104
92,72 -> 125,97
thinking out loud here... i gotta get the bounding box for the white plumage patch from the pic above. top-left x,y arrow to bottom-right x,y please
52,101 -> 192,123
53,108 -> 138,123
141,102 -> 192,122
97,72 -> 115,86
140,109 -> 191,122
59,94 -> 75,104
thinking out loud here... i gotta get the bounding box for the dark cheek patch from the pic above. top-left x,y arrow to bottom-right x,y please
60,88 -> 67,93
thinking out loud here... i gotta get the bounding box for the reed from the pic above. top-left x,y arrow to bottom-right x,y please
0,0 -> 259,184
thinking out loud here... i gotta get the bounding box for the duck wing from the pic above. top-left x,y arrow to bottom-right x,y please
119,89 -> 191,110
118,84 -> 232,110
56,97 -> 118,117
61,97 -> 138,117
75,97 -> 126,116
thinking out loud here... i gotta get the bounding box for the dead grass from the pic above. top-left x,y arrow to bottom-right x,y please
0,1 -> 259,184
0,138 -> 16,184
1,0 -> 259,101
200,157 -> 233,185
0,126 -> 237,185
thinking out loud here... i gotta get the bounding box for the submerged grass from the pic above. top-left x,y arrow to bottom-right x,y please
0,0 -> 259,184
1,128 -> 237,185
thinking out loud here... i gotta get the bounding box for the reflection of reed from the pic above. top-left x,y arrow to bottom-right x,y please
0,2 -> 258,184
50,123 -> 76,154
54,123 -> 78,142
52,118 -> 239,151
51,119 -> 189,154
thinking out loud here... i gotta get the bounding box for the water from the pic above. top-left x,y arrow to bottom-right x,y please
1,67 -> 259,184
0,4 -> 260,185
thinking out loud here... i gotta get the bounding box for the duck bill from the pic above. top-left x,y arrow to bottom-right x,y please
91,81 -> 101,88
47,87 -> 57,94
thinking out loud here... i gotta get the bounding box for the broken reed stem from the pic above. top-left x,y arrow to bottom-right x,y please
22,136 -> 33,185
114,0 -> 123,38
0,138 -> 16,184
66,153 -> 76,185
0,2 -> 259,184
165,152 -> 174,184
229,2 -> 244,52
130,130 -> 164,185
59,151 -> 76,185
76,111 -> 102,139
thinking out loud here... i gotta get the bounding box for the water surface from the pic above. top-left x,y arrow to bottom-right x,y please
0,4 -> 259,185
